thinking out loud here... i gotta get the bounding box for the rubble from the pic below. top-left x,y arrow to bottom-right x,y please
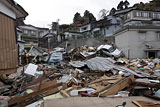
0,44 -> 160,106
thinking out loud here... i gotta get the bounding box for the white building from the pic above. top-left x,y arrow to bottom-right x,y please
115,9 -> 160,59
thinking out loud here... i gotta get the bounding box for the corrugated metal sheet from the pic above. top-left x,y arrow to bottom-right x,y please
0,13 -> 18,74
86,57 -> 116,71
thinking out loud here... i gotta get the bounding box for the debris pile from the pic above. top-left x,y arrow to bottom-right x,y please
0,45 -> 160,106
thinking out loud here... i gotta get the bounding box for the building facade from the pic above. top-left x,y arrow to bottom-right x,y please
19,25 -> 50,49
115,9 -> 160,59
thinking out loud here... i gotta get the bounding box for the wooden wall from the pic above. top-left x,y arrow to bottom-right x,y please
0,13 -> 18,74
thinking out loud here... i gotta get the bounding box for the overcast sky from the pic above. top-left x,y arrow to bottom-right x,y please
15,0 -> 150,28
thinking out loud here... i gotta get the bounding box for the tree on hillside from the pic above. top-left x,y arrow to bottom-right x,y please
73,12 -> 82,24
149,0 -> 160,10
117,1 -> 124,10
83,10 -> 96,23
117,0 -> 130,10
59,24 -> 70,32
133,2 -> 145,10
124,0 -> 130,9
134,0 -> 160,11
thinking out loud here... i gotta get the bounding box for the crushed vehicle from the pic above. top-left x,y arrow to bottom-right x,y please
97,44 -> 122,58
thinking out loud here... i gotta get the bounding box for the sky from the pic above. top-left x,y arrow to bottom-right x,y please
15,0 -> 150,28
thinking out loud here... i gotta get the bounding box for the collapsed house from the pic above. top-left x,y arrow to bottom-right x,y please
0,44 -> 159,106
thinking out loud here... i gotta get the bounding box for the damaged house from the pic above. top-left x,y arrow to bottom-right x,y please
0,0 -> 28,74
39,32 -> 57,49
115,9 -> 160,58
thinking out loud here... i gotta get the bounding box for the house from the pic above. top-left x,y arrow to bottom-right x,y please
64,31 -> 83,40
79,23 -> 93,37
79,15 -> 122,39
0,0 -> 28,74
115,9 -> 160,59
93,16 -> 122,37
38,27 -> 50,38
39,33 -> 57,49
19,25 -> 39,49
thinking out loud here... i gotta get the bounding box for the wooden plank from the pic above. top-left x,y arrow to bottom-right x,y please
0,13 -> 18,74
99,75 -> 135,97
0,14 -> 2,69
132,100 -> 142,107
9,82 -> 62,106
60,90 -> 71,97
135,82 -> 160,88
92,77 -> 124,95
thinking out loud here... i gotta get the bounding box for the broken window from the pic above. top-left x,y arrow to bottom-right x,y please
82,27 -> 87,31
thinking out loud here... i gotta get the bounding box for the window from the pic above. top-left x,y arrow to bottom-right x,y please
31,31 -> 36,36
142,12 -> 149,17
33,41 -> 38,43
127,13 -> 131,19
139,32 -> 146,40
24,30 -> 28,34
136,12 -> 141,17
153,13 -> 157,18
82,27 -> 87,31
157,14 -> 160,19
157,33 -> 160,40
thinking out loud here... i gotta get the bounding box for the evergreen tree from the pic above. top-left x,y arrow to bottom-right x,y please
73,12 -> 82,24
124,0 -> 130,9
83,10 -> 96,23
117,1 -> 124,10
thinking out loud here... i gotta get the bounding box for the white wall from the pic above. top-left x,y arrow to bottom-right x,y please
115,29 -> 160,58
0,2 -> 16,19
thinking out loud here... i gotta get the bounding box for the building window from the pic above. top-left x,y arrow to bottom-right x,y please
31,31 -> 36,36
24,30 -> 28,34
82,27 -> 87,31
127,13 -> 131,19
157,33 -> 160,40
153,13 -> 157,18
139,32 -> 146,40
136,12 -> 141,17
142,12 -> 149,17
157,14 -> 160,19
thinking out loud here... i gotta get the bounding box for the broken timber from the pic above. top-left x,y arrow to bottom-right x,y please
9,80 -> 62,106
98,75 -> 135,97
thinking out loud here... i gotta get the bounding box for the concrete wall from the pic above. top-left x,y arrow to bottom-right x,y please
58,37 -> 107,51
115,30 -> 129,58
115,29 -> 160,58
105,25 -> 121,37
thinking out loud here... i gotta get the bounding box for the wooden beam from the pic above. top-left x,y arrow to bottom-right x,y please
135,82 -> 160,88
99,75 -> 135,97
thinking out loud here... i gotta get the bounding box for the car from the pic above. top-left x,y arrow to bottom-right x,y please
97,45 -> 122,58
